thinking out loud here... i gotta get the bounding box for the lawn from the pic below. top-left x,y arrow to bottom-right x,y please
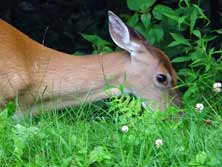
0,96 -> 222,167
1,0 -> 222,166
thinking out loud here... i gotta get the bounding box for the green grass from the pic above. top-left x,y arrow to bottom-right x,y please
0,96 -> 222,167
0,1 -> 220,166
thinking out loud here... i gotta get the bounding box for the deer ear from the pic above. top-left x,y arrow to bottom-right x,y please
108,11 -> 140,56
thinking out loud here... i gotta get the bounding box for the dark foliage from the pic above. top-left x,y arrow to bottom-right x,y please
0,0 -> 127,53
0,0 -> 221,54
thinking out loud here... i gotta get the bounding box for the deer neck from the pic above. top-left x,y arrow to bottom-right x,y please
31,46 -> 131,106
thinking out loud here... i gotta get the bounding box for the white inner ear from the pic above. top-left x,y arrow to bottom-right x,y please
108,14 -> 130,49
108,11 -> 140,56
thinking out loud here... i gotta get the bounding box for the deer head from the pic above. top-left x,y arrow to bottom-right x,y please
108,11 -> 181,110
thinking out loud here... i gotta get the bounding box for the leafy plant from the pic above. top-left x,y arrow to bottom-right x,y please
81,33 -> 113,54
108,92 -> 143,123
125,0 -> 222,119
88,146 -> 112,165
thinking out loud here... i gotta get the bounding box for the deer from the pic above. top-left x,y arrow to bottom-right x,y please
0,11 -> 181,118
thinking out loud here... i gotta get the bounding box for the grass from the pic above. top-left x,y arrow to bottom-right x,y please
0,95 -> 222,167
0,1 -> 220,165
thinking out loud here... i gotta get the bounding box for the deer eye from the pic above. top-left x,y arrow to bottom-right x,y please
156,74 -> 168,85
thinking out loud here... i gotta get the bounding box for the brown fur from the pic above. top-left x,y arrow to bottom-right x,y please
128,27 -> 177,86
148,46 -> 177,86
0,19 -> 180,116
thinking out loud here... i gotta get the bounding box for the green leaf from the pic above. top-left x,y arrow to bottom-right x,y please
214,29 -> 222,35
127,0 -> 141,11
81,33 -> 112,53
179,0 -> 190,8
205,63 -> 211,72
153,4 -> 178,21
134,23 -> 146,35
127,0 -> 155,12
13,125 -> 43,158
81,34 -> 110,46
192,4 -> 210,24
207,156 -> 221,166
128,13 -> 139,27
172,56 -> 192,63
140,0 -> 155,12
196,152 -> 207,165
89,146 -> 112,164
168,33 -> 191,47
102,46 -> 113,53
145,25 -> 164,44
189,48 -> 204,60
190,8 -> 198,34
141,13 -> 151,28
0,109 -> 8,132
178,16 -> 187,30
188,160 -> 199,166
5,102 -> 16,116
73,51 -> 84,56
192,30 -> 201,38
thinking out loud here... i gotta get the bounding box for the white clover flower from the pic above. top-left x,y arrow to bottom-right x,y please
213,82 -> 221,93
121,125 -> 129,133
155,139 -> 163,148
195,103 -> 204,112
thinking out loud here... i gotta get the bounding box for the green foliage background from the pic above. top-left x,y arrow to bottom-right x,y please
83,0 -> 222,119
126,0 -> 222,115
